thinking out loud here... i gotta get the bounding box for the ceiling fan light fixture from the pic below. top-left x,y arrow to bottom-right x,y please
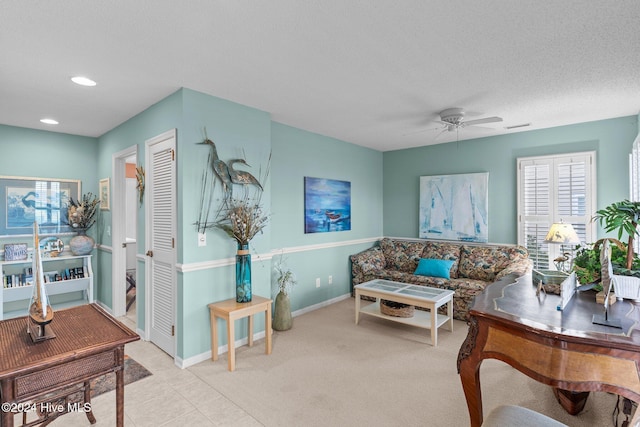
440,108 -> 465,126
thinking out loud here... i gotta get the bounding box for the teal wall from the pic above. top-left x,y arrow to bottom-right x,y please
383,115 -> 639,243
177,89 -> 272,360
0,125 -> 98,182
270,123 -> 383,311
96,89 -> 184,331
0,124 -> 99,295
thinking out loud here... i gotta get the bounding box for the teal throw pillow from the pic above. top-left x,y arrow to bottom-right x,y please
414,258 -> 455,279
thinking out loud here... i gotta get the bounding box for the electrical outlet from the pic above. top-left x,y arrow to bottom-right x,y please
198,232 -> 206,247
316,278 -> 321,288
106,226 -> 111,236
328,275 -> 333,285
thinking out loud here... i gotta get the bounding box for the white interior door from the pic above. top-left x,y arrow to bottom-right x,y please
145,129 -> 177,357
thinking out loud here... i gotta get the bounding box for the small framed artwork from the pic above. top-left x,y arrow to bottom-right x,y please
4,243 -> 28,261
99,178 -> 110,210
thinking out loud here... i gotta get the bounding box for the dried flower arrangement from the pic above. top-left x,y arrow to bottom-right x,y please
213,197 -> 269,246
67,193 -> 100,230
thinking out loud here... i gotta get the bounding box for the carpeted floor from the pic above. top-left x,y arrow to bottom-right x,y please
91,355 -> 152,397
189,296 -> 625,427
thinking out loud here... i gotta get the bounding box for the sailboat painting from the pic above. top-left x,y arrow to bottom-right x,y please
419,173 -> 489,242
304,177 -> 351,234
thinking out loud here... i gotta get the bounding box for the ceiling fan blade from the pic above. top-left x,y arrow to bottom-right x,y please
462,116 -> 503,127
434,128 -> 450,140
402,124 -> 445,137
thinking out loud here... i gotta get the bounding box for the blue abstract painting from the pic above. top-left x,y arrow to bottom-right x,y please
419,172 -> 488,242
304,177 -> 351,234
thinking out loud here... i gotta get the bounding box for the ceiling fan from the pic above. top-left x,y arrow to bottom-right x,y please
436,108 -> 503,132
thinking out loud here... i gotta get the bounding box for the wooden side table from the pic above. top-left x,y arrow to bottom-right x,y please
0,304 -> 139,427
208,295 -> 273,371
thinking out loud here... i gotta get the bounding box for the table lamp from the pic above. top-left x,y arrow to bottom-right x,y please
544,221 -> 581,272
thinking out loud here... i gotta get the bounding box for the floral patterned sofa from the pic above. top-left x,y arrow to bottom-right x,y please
350,238 -> 532,321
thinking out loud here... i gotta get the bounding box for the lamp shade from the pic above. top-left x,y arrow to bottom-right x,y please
544,222 -> 581,244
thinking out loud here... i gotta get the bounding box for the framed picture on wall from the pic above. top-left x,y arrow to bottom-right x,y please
0,175 -> 80,237
304,177 -> 351,233
99,178 -> 110,210
419,172 -> 489,242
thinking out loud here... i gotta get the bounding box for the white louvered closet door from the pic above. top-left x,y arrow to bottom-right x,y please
146,129 -> 177,357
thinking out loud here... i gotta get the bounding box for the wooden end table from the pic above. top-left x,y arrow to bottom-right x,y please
0,304 -> 139,427
208,295 -> 273,371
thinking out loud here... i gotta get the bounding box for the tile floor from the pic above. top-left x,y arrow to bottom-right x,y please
26,313 -> 262,427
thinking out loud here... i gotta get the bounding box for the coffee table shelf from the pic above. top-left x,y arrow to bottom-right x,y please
360,301 -> 451,330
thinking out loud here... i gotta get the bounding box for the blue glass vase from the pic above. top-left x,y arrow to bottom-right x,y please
235,243 -> 252,303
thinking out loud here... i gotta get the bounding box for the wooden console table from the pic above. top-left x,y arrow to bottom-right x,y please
457,273 -> 640,427
208,295 -> 272,372
0,304 -> 139,427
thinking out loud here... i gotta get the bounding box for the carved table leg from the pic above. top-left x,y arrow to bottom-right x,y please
458,317 -> 484,427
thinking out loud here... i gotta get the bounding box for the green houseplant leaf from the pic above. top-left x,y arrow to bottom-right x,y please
593,200 -> 640,269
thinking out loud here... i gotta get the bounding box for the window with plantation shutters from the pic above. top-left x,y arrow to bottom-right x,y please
517,152 -> 596,269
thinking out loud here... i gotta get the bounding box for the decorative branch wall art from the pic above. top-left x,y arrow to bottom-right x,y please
304,177 -> 351,234
419,172 -> 488,242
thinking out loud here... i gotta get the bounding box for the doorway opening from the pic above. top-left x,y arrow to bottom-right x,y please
124,155 -> 138,325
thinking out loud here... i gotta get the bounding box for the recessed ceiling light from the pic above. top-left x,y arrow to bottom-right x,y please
40,118 -> 59,125
71,76 -> 97,87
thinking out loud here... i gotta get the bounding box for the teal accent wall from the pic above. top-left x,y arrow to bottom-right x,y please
270,123 -> 383,311
97,89 -> 184,248
95,89 -> 184,331
177,89 -> 272,359
270,123 -> 383,245
0,125 -> 98,183
180,88 -> 272,263
0,124 -> 99,297
383,116 -> 638,242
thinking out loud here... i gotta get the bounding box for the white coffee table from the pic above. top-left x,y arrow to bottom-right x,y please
354,279 -> 454,346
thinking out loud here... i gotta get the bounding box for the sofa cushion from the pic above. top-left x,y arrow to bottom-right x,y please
379,270 -> 451,289
379,238 -> 426,273
414,258 -> 455,279
458,245 -> 528,281
421,241 -> 461,278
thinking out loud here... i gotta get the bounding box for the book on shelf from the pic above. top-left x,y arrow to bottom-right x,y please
3,260 -> 89,289
3,273 -> 28,288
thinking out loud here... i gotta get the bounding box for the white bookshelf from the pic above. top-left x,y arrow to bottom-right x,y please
1,254 -> 93,320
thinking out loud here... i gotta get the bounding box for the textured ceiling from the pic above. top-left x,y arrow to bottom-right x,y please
1,1 -> 639,151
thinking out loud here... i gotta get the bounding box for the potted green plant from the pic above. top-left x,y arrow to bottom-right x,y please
593,200 -> 640,269
572,238 -> 628,290
273,256 -> 297,331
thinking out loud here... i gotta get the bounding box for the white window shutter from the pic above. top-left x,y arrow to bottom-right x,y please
518,152 -> 596,269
